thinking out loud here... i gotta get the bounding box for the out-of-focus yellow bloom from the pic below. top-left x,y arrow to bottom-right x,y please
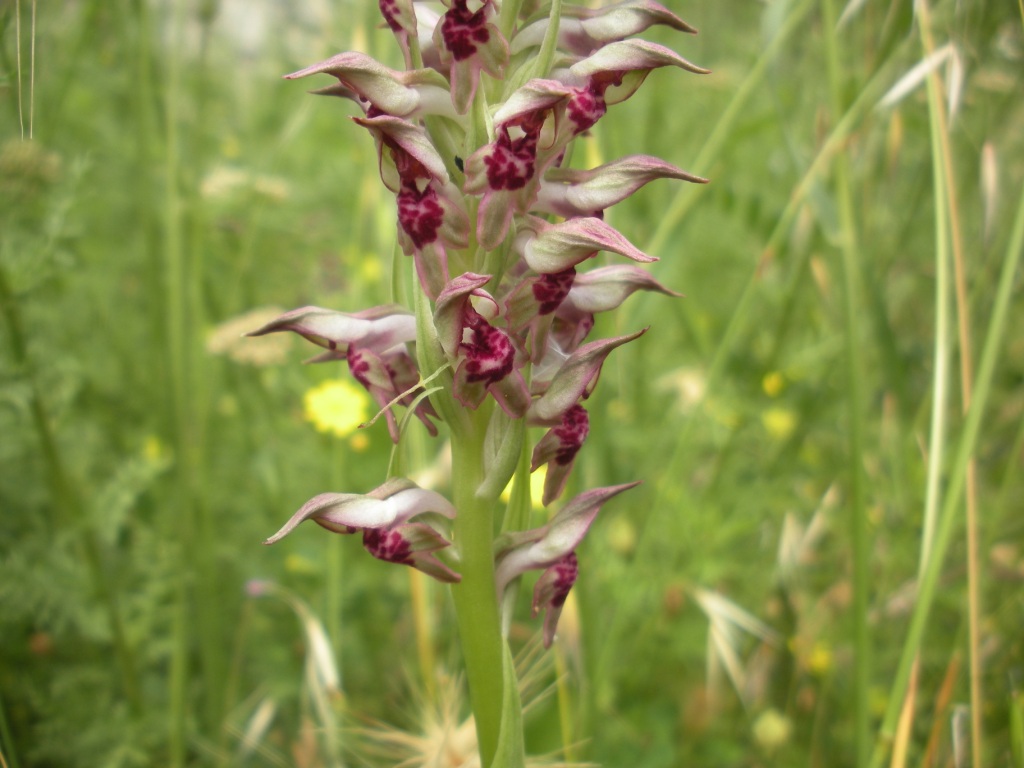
143,435 -> 166,464
808,640 -> 833,676
304,379 -> 370,438
762,371 -> 785,397
762,407 -> 797,440
358,256 -> 383,283
752,708 -> 792,753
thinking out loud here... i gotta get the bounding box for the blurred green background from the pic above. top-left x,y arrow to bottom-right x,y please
2,1 -> 1023,766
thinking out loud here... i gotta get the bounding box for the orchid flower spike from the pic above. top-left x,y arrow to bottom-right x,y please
263,0 -> 709,678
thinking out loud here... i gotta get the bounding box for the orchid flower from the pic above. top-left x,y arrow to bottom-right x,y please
354,115 -> 470,297
536,154 -> 707,219
265,478 -> 460,583
552,265 -> 681,349
347,343 -> 441,441
247,305 -> 438,441
514,214 -> 656,274
530,328 -> 647,423
530,403 -> 590,505
435,0 -> 510,113
378,0 -> 418,67
462,79 -> 574,248
495,482 -> 640,646
285,52 -> 458,119
511,0 -> 696,58
564,39 -> 710,107
434,273 -> 531,416
246,305 -> 416,355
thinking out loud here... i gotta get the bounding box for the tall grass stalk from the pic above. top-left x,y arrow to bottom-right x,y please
870,185 -> 1024,768
554,646 -> 576,762
915,3 -> 984,762
12,0 -> 36,139
902,6 -> 956,766
821,0 -> 870,762
162,0 -> 188,759
159,0 -> 224,758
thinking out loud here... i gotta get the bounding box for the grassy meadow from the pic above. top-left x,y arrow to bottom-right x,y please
2,0 -> 1023,766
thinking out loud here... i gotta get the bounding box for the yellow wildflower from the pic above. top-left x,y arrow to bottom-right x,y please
304,379 -> 370,438
762,407 -> 797,440
762,371 -> 785,397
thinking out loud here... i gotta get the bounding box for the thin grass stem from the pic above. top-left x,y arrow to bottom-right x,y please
890,660 -> 918,768
916,34 -> 952,583
15,0 -> 22,139
921,651 -> 960,768
29,0 -> 35,139
162,1 -> 189,763
915,4 -> 984,761
820,1 -> 871,760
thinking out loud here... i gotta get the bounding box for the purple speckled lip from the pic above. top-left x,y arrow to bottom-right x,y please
483,124 -> 539,192
460,310 -> 515,386
440,0 -> 491,61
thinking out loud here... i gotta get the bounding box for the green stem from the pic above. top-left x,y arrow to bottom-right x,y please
449,407 -> 510,767
821,0 -> 870,763
163,1 -> 190,763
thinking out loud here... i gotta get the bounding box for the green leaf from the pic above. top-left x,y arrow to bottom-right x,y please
478,407 -> 525,504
